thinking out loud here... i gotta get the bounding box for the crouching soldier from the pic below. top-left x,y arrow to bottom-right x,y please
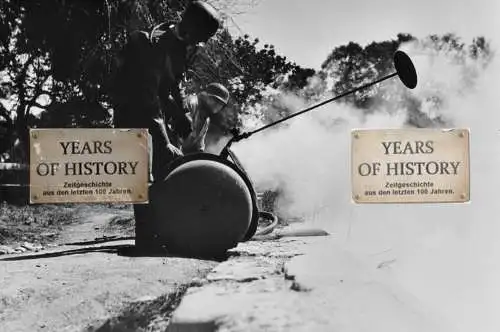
111,1 -> 221,182
179,83 -> 230,154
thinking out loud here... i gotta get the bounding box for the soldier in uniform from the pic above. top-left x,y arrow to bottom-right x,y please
180,83 -> 230,154
111,1 -> 221,181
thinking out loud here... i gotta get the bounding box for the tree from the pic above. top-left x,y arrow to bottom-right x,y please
0,0 -> 314,161
184,31 -> 315,132
320,33 -> 416,109
0,0 -> 118,161
318,33 -> 493,127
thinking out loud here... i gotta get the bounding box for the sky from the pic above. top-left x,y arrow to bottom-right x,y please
230,2 -> 500,327
230,0 -> 500,70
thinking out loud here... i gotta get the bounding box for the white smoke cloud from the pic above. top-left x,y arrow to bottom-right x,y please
231,39 -> 500,331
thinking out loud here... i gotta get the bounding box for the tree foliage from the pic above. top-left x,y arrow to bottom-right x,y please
0,0 -> 314,161
320,33 -> 416,108
0,0 -> 493,162
0,0 -> 119,161
318,33 -> 493,127
187,31 -> 315,131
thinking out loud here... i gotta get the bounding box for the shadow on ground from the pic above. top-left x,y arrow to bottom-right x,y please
0,244 -> 135,260
0,239 -> 230,261
83,285 -> 191,332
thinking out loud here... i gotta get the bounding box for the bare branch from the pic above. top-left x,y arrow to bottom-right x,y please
208,0 -> 261,17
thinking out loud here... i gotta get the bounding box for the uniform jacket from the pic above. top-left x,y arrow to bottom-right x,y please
111,23 -> 198,128
180,95 -> 210,153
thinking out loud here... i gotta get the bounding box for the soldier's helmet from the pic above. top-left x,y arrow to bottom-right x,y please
204,83 -> 230,105
179,1 -> 221,43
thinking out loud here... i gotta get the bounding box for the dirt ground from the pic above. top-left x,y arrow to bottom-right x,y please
0,203 -> 134,248
0,204 -> 219,332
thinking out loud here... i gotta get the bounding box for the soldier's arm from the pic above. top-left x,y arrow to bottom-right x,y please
158,76 -> 186,119
159,80 -> 193,139
120,30 -> 150,62
171,82 -> 186,114
167,83 -> 187,120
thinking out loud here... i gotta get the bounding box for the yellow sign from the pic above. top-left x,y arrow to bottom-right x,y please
29,128 -> 149,204
351,128 -> 470,203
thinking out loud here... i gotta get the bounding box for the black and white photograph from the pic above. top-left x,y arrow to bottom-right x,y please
0,0 -> 498,331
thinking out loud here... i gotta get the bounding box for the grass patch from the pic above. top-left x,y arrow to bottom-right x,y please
0,203 -> 81,246
0,202 -> 135,246
103,214 -> 135,237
